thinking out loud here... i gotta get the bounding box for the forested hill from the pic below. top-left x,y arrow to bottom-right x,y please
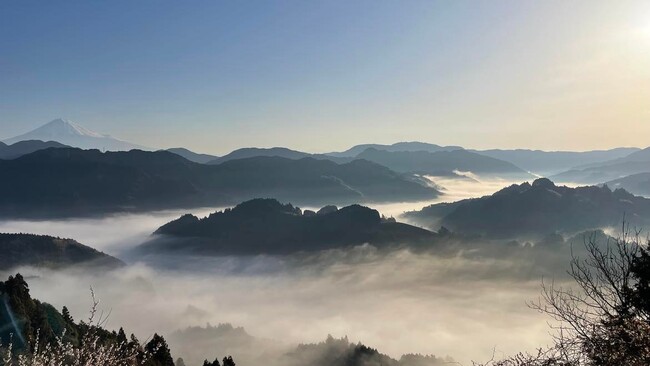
0,233 -> 123,270
139,198 -> 437,255
404,178 -> 650,239
0,148 -> 439,218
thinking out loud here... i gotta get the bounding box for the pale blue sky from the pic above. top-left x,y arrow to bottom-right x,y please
1,1 -> 649,154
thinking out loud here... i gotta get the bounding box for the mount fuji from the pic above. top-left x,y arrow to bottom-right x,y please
3,119 -> 149,151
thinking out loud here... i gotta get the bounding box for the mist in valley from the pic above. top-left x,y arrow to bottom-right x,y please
2,247 -> 561,366
0,176 -> 570,365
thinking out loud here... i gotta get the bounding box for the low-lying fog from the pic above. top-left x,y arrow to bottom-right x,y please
4,249 -> 557,365
0,207 -> 225,256
0,176 -> 558,365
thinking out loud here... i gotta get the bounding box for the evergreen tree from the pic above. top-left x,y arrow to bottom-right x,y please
145,333 -> 175,366
61,306 -> 74,324
202,358 -> 220,366
117,327 -> 128,345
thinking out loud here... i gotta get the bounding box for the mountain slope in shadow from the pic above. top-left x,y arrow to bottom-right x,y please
404,178 -> 650,239
166,147 -> 218,164
476,147 -> 640,176
551,147 -> 650,184
356,148 -> 530,177
0,233 -> 123,270
137,199 -> 437,255
0,140 -> 69,160
0,148 -> 439,218
605,172 -> 650,197
327,141 -> 463,157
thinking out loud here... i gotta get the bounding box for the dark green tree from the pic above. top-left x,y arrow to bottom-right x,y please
144,333 -> 175,366
61,306 -> 73,324
117,327 -> 128,345
222,356 -> 235,366
203,358 -> 220,366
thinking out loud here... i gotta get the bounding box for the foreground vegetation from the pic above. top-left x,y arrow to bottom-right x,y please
480,226 -> 650,365
0,274 -> 232,366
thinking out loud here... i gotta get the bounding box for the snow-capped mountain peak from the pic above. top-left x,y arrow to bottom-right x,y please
28,118 -> 107,139
3,119 -> 149,151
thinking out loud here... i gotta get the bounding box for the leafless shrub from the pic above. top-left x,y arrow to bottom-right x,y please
477,224 -> 650,366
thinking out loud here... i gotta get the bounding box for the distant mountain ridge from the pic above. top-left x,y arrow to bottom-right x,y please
4,119 -> 148,151
208,147 -> 310,164
327,142 -> 463,157
575,147 -> 650,169
0,148 -> 439,217
0,140 -> 69,160
550,147 -> 650,184
206,142 -> 642,179
476,147 -> 640,175
207,147 -> 353,165
404,178 -> 650,239
166,147 -> 218,164
605,172 -> 650,197
356,148 -> 530,177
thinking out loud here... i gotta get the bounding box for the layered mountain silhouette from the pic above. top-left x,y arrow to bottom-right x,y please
207,147 -> 353,165
205,143 -> 639,178
606,173 -> 650,197
356,148 -> 530,177
0,148 -> 438,217
327,142 -> 462,157
4,119 -> 147,151
0,233 -> 123,270
404,178 -> 650,239
166,147 -> 218,164
476,147 -> 640,175
580,146 -> 650,168
209,147 -> 310,164
551,147 -> 650,184
0,140 -> 69,160
205,143 -> 643,179
137,199 -> 437,255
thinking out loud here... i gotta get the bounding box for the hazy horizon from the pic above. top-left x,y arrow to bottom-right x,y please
2,1 -> 649,154
1,117 -> 647,156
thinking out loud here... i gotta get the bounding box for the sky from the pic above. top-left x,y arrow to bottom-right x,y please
0,0 -> 649,155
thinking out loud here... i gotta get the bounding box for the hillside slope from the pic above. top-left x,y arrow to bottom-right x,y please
138,199 -> 437,255
0,233 -> 123,270
404,178 -> 650,239
0,148 -> 439,217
